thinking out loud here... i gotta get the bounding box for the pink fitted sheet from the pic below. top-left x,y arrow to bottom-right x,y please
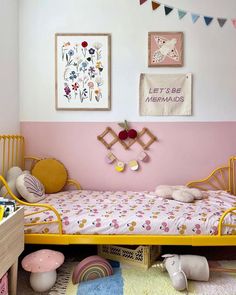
24,190 -> 236,235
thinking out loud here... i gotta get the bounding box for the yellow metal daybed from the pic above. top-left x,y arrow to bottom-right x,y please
0,135 -> 236,246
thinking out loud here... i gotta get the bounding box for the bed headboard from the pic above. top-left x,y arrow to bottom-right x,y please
0,135 -> 24,177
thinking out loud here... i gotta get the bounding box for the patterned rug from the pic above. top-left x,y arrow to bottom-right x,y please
49,260 -> 236,295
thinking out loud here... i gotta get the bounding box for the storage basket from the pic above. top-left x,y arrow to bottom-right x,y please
0,273 -> 8,295
98,245 -> 161,269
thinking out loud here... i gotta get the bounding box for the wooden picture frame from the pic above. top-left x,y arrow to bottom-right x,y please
148,32 -> 183,67
55,33 -> 111,110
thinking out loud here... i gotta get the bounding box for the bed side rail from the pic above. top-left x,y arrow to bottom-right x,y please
187,166 -> 230,193
0,175 -> 63,234
218,207 -> 236,236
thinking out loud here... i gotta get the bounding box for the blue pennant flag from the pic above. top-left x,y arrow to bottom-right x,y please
204,16 -> 213,26
164,5 -> 173,16
217,18 -> 227,28
178,9 -> 187,20
191,13 -> 200,23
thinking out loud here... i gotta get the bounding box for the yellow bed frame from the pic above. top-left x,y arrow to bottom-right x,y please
0,135 -> 236,246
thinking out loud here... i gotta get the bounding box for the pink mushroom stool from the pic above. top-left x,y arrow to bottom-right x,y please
21,249 -> 64,292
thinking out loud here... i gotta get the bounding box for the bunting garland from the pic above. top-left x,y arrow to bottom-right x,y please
164,5 -> 173,16
140,0 -> 148,5
178,10 -> 187,20
232,19 -> 236,28
217,18 -> 227,28
152,1 -> 160,10
139,0 -> 236,29
191,13 -> 200,24
204,16 -> 213,26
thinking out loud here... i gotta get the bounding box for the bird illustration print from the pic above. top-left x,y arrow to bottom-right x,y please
152,36 -> 179,63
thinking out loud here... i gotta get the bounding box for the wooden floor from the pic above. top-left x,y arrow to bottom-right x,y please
17,245 -> 236,294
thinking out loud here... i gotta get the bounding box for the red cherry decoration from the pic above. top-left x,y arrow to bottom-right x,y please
81,41 -> 88,48
119,130 -> 128,140
128,129 -> 137,139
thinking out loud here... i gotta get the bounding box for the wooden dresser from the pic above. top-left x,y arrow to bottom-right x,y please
0,207 -> 24,295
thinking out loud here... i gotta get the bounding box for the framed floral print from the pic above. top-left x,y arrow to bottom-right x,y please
55,33 -> 111,110
148,32 -> 183,67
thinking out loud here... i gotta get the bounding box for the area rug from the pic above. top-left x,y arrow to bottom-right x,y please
49,260 -> 236,295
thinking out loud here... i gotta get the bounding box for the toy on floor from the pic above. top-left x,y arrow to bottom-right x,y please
155,185 -> 203,203
72,255 -> 113,284
152,254 -> 236,292
21,249 -> 64,292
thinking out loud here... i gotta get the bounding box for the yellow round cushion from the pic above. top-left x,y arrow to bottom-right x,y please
32,158 -> 68,194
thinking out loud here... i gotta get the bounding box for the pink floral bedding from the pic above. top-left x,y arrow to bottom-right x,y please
24,190 -> 236,235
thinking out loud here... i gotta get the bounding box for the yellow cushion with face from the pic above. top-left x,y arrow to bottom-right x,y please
32,158 -> 68,193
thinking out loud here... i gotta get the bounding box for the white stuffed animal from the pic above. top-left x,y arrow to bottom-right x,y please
0,167 -> 23,198
155,185 -> 203,203
153,254 -> 209,291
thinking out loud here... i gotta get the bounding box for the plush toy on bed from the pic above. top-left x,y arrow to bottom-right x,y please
0,166 -> 23,198
155,185 -> 203,203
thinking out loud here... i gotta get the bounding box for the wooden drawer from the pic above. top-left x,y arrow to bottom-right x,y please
0,207 -> 24,278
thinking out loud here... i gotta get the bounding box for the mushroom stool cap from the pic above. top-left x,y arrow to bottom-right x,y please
21,249 -> 64,273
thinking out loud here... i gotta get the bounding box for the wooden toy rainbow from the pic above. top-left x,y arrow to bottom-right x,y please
72,256 -> 113,284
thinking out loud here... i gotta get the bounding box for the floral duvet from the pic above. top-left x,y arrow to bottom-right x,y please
24,190 -> 236,235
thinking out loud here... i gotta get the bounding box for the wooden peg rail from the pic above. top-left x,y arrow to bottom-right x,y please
97,127 -> 157,150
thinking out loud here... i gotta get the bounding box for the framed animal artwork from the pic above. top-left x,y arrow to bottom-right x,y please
148,32 -> 183,67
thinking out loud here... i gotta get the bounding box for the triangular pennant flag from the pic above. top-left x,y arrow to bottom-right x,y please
232,19 -> 236,28
217,18 -> 227,27
164,5 -> 173,16
204,16 -> 213,26
191,13 -> 200,23
178,10 -> 187,20
152,1 -> 161,11
140,0 -> 148,5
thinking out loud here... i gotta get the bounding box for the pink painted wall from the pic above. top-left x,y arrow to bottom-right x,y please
21,122 -> 236,191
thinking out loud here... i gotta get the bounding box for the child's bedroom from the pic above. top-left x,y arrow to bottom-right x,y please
1,0 -> 236,294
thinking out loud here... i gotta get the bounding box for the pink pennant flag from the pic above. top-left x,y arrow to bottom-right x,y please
140,0 -> 148,5
232,19 -> 236,28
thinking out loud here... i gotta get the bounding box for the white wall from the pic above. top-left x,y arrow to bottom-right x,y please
19,0 -> 236,122
0,0 -> 19,133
